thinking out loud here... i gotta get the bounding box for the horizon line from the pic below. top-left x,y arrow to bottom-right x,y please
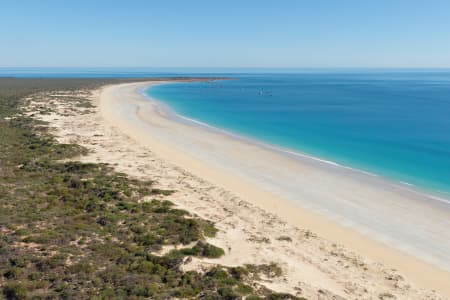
2,66 -> 450,71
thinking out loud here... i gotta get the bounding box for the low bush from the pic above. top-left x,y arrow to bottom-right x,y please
3,282 -> 27,300
0,79 -> 299,299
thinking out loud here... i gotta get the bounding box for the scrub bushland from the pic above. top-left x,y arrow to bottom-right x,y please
0,79 -> 298,299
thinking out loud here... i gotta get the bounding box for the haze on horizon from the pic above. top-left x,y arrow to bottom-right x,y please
1,0 -> 450,69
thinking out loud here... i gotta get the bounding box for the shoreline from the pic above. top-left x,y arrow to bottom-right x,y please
142,82 -> 450,206
97,81 -> 450,296
132,81 -> 450,269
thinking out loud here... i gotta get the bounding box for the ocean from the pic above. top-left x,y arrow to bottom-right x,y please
2,68 -> 449,197
4,68 -> 450,268
145,72 -> 450,197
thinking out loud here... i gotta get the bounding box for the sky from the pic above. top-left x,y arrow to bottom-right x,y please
1,0 -> 450,68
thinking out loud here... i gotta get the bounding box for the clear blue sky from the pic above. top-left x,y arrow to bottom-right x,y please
2,0 -> 450,68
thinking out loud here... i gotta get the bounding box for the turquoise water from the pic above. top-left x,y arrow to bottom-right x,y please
146,72 -> 450,196
2,68 -> 449,196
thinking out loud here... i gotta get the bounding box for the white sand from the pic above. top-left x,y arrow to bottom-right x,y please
29,81 -> 450,299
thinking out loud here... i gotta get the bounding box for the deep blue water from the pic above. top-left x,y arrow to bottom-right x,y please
146,72 -> 450,195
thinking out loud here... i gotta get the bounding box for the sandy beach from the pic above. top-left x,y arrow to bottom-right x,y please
33,80 -> 450,299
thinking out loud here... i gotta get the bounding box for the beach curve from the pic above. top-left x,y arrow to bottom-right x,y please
99,80 -> 450,297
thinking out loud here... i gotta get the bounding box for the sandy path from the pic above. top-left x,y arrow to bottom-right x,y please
29,81 -> 450,299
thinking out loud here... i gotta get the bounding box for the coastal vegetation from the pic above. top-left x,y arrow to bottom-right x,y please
0,79 -> 298,299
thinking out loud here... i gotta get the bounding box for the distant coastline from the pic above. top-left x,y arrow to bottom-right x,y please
3,67 -> 450,77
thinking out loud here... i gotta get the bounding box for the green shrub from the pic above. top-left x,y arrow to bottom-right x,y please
28,272 -> 42,280
173,241 -> 225,258
9,257 -> 28,268
4,268 -> 21,279
267,293 -> 299,300
218,286 -> 240,299
3,282 -> 27,300
229,266 -> 249,280
199,219 -> 219,237
193,241 -> 225,258
236,283 -> 253,294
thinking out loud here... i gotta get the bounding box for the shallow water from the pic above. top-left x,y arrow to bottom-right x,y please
146,72 -> 450,197
2,67 -> 449,196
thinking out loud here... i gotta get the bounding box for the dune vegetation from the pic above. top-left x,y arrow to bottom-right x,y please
0,79 -> 298,299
